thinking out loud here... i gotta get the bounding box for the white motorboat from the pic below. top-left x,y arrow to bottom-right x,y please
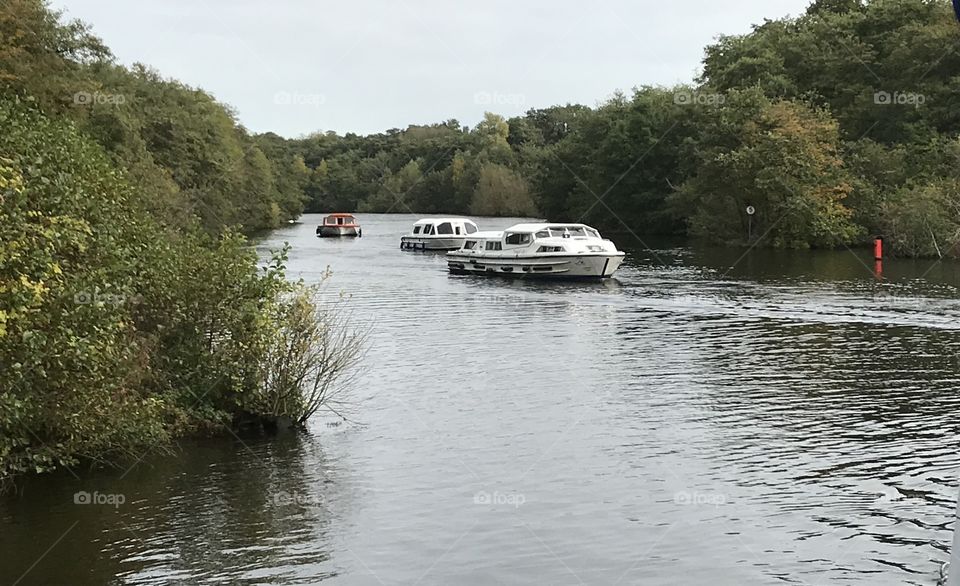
446,223 -> 626,279
400,217 -> 479,251
317,213 -> 361,237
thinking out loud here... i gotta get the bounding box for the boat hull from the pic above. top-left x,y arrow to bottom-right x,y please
447,253 -> 625,279
317,226 -> 360,238
401,236 -> 466,250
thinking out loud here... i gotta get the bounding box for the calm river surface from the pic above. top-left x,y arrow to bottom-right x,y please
4,213 -> 960,585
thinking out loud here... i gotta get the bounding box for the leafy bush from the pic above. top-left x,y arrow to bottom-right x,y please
0,98 -> 364,490
246,280 -> 368,428
879,182 -> 960,258
0,98 -> 171,486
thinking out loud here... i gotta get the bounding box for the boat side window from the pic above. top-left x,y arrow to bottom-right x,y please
455,226 -> 461,235
463,240 -> 477,250
536,230 -> 550,238
423,224 -> 435,235
437,222 -> 453,235
485,241 -> 502,251
537,245 -> 564,253
504,232 -> 531,245
465,223 -> 477,234
413,225 -> 422,234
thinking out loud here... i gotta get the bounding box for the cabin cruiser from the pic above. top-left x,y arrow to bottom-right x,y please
446,223 -> 626,278
317,213 -> 361,237
400,217 -> 479,250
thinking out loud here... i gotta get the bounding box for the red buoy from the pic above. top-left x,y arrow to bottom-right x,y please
874,237 -> 883,261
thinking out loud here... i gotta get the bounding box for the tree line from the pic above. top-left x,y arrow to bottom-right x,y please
269,0 -> 960,257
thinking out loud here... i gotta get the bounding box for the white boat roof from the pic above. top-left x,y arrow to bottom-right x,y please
413,217 -> 477,225
468,231 -> 504,239
505,223 -> 598,232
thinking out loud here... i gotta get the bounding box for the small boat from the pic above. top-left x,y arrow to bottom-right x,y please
317,213 -> 361,237
446,223 -> 626,279
400,217 -> 479,251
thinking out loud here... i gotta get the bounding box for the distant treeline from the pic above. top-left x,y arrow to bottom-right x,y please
261,0 -> 960,257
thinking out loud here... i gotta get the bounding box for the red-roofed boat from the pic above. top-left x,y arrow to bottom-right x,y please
316,213 -> 361,238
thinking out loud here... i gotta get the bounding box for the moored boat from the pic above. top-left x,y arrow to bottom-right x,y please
400,217 -> 479,250
317,213 -> 361,237
446,223 -> 625,278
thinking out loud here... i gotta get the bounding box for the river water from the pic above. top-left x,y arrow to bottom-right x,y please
3,213 -> 960,585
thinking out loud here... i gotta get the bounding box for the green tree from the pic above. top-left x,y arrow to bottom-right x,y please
673,91 -> 859,248
471,163 -> 536,217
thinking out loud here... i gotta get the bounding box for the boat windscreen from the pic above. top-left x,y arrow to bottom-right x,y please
548,226 -> 586,237
504,232 -> 532,245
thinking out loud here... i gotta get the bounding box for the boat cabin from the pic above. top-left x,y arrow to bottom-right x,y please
458,223 -> 609,254
411,218 -> 478,237
323,213 -> 358,227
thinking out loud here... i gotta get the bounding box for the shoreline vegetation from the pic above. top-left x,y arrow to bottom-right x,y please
1,0 -> 959,488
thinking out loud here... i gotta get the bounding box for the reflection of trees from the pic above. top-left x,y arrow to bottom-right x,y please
0,432 -> 347,584
116,432 -> 344,584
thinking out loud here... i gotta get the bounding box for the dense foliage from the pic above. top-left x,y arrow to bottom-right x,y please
0,1 -> 361,489
254,0 -> 960,256
0,0 -> 308,234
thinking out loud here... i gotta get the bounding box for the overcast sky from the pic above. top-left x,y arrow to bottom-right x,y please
50,0 -> 812,137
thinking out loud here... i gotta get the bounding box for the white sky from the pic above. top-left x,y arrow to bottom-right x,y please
50,0 -> 812,137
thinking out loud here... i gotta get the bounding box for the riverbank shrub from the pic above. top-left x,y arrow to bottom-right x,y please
245,282 -> 368,429
878,182 -> 960,258
0,98 -> 174,487
0,98 -> 361,490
